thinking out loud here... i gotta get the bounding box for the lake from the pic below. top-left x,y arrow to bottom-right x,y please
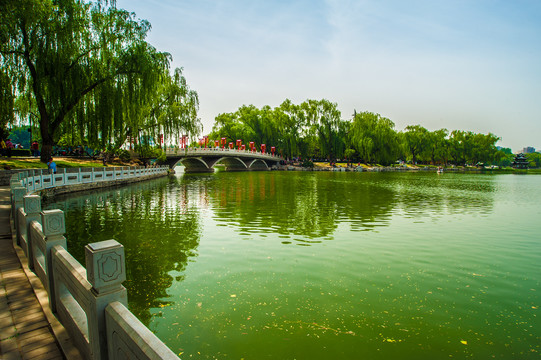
46,170 -> 541,359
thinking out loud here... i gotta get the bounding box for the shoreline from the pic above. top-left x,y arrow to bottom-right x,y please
272,164 -> 541,173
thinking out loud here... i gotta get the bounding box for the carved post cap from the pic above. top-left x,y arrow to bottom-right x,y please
85,240 -> 126,293
12,186 -> 27,201
23,195 -> 41,214
10,179 -> 21,189
41,209 -> 66,237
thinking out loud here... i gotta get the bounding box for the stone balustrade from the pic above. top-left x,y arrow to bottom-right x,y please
17,166 -> 169,193
165,146 -> 281,159
10,172 -> 180,360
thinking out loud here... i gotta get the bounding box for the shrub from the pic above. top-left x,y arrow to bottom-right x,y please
118,149 -> 131,162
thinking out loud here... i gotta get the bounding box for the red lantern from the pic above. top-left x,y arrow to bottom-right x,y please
203,135 -> 208,148
182,135 -> 188,149
229,142 -> 234,149
221,137 -> 226,149
271,146 -> 275,155
236,139 -> 242,149
214,140 -> 219,148
249,141 -> 254,152
241,144 -> 246,150
261,144 -> 266,153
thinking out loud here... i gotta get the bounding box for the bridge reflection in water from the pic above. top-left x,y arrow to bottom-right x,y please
164,147 -> 282,173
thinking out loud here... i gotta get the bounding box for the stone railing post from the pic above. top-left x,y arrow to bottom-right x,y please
10,178 -> 21,204
85,240 -> 128,360
41,209 -> 68,312
12,186 -> 27,240
23,195 -> 42,270
10,178 -> 21,190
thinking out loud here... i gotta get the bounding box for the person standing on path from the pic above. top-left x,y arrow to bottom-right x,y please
5,139 -> 13,157
31,141 -> 40,157
47,157 -> 57,174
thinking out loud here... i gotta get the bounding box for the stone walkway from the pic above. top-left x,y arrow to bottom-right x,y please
0,186 -> 80,359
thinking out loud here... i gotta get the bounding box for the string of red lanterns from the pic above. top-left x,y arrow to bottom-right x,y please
179,136 -> 277,157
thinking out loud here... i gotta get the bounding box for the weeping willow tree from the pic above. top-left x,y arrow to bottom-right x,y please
0,0 -> 200,162
350,111 -> 399,165
0,69 -> 15,137
301,99 -> 344,162
137,67 -> 201,150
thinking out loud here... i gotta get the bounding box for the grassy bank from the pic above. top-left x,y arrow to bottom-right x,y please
0,157 -> 138,170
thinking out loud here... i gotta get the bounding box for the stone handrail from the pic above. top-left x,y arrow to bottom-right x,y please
17,165 -> 169,193
165,146 -> 282,160
10,172 -> 180,360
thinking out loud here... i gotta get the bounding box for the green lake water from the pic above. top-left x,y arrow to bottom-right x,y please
45,170 -> 541,359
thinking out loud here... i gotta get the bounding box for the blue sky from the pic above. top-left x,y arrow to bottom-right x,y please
116,0 -> 541,151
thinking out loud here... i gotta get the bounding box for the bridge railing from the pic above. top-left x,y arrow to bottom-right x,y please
16,165 -> 169,193
165,146 -> 282,158
10,173 -> 180,360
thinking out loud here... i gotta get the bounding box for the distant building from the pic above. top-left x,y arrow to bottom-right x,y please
511,153 -> 529,169
523,146 -> 536,154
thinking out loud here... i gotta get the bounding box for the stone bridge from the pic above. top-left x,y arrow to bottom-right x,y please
164,148 -> 282,173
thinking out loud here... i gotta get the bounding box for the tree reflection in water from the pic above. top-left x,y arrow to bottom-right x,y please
204,171 -> 398,240
44,177 -> 201,326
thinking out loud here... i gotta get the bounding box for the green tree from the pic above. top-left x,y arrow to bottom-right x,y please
403,125 -> 428,164
274,99 -> 306,159
344,148 -> 356,166
448,130 -> 500,166
8,126 -> 31,148
301,99 -> 342,162
0,69 -> 15,133
210,112 -> 246,144
1,0 -> 199,162
470,132 -> 500,165
449,130 -> 466,165
526,152 -> 541,168
137,67 -> 201,151
425,128 -> 449,165
350,111 -> 399,165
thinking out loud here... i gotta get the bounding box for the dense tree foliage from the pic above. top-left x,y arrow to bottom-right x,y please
403,125 -> 429,165
350,111 -> 399,165
526,152 -> 541,168
0,0 -> 201,162
210,99 -> 504,166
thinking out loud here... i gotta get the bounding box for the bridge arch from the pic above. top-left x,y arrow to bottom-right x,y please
218,157 -> 248,171
248,159 -> 270,170
164,148 -> 281,173
174,157 -> 213,173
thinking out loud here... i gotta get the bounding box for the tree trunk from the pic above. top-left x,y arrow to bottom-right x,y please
40,141 -> 53,163
39,117 -> 54,163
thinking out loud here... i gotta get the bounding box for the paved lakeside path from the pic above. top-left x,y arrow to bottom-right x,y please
0,186 -> 81,359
